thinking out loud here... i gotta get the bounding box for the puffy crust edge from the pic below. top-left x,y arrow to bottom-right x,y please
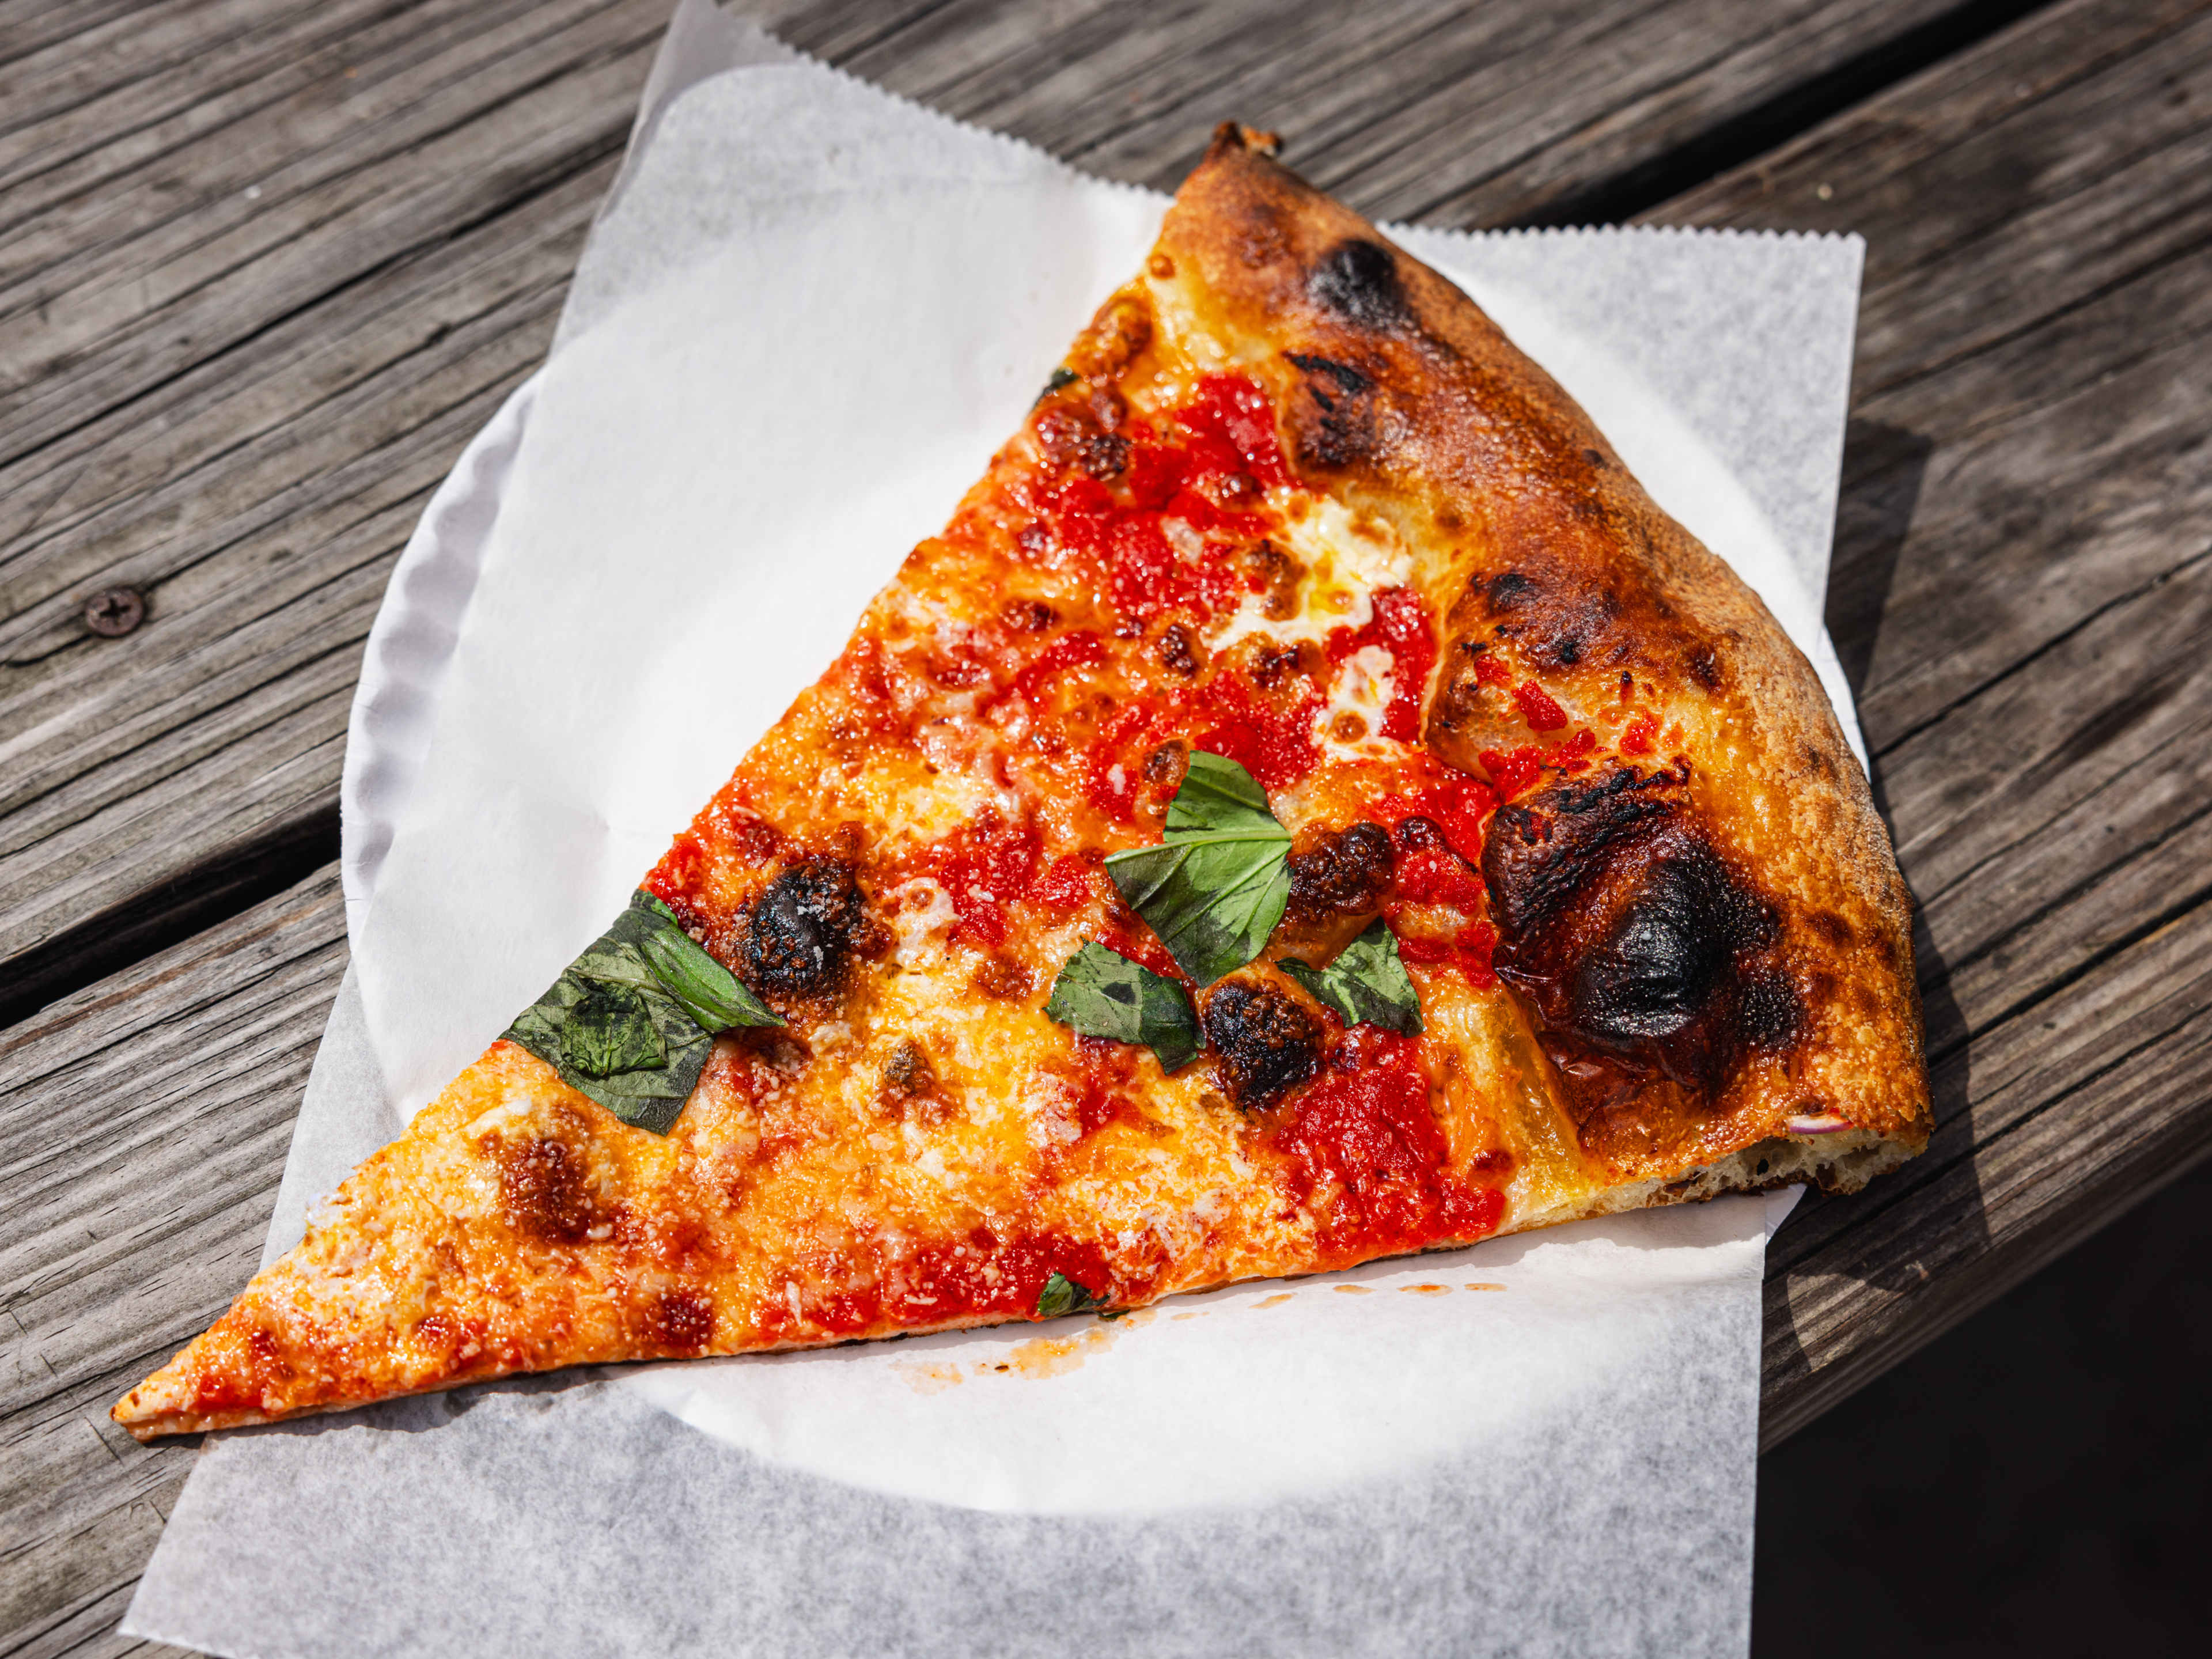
1160,123 -> 1928,1156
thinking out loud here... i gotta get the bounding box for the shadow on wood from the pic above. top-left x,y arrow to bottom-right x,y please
1825,418 -> 1935,707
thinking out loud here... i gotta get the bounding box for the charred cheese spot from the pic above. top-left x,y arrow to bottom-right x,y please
1200,979 -> 1323,1109
1155,621 -> 1203,677
1066,294 -> 1153,381
1481,766 -> 1801,1112
880,1037 -> 935,1099
877,1036 -> 957,1127
649,1288 -> 715,1353
969,953 -> 1035,1001
1034,400 -> 1130,480
1242,539 -> 1306,619
1141,740 -> 1189,789
741,856 -> 874,1000
1285,821 -> 1395,925
495,1135 -> 599,1244
1307,238 -> 1409,329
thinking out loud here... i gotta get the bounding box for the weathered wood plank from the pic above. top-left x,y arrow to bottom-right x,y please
778,0 -> 1987,225
0,0 -> 2037,1007
1662,0 -> 2212,741
1645,0 -> 2212,1432
0,866 -> 342,1659
5,0 -> 2210,1638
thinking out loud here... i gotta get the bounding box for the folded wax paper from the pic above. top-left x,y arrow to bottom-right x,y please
127,3 -> 1863,1653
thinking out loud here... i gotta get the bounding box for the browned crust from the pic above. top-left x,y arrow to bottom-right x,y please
1160,125 -> 1928,1173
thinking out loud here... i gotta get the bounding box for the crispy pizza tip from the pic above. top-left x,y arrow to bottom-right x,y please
1209,119 -> 1282,158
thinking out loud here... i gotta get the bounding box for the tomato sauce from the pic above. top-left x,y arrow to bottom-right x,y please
1393,920 -> 1500,989
1270,1027 -> 1505,1261
1369,773 -> 1495,866
1477,743 -> 1547,802
1512,679 -> 1569,732
913,812 -> 1040,949
1325,585 -> 1437,741
1171,373 -> 1294,491
880,1227 -> 1129,1327
1028,853 -> 1099,914
1010,629 -> 1105,704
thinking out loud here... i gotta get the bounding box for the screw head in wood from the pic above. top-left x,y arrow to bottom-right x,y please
84,586 -> 145,638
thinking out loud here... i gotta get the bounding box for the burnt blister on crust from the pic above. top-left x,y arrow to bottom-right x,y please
1285,350 -> 1381,469
1200,979 -> 1322,1109
1307,238 -> 1410,329
740,855 -> 875,1000
1481,765 -> 1802,1111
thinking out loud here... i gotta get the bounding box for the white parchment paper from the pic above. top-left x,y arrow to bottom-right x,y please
127,5 -> 1862,1653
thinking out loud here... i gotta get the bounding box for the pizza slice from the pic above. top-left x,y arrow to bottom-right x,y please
115,125 -> 1928,1440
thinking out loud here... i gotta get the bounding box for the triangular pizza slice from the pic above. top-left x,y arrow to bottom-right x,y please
116,127 -> 1927,1440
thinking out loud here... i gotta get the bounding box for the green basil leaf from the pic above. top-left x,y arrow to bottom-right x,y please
561,981 -> 668,1077
635,903 -> 782,1031
1281,916 -> 1424,1035
1165,750 -> 1283,838
1035,1271 -> 1108,1319
1044,942 -> 1202,1070
1035,365 -> 1080,404
502,890 -> 781,1135
1104,751 -> 1291,984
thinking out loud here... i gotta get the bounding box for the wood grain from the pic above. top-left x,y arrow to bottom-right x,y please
1650,0 -> 2212,1438
1,868 -> 344,1659
5,0 -> 2210,1651
0,0 -> 2034,1008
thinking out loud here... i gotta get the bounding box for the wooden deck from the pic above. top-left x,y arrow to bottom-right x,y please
4,1 -> 2208,1653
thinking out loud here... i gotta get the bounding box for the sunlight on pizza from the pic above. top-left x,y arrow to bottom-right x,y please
113,124 -> 1927,1441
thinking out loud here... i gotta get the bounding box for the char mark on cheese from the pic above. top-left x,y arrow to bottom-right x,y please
1156,620 -> 1202,677
1285,822 -> 1395,925
1200,979 -> 1321,1109
1307,238 -> 1409,329
495,1135 -> 597,1243
741,855 -> 873,999
648,1288 -> 714,1353
1481,766 -> 1801,1105
1034,398 -> 1130,480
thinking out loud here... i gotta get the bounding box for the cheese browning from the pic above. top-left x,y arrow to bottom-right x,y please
114,127 -> 1926,1440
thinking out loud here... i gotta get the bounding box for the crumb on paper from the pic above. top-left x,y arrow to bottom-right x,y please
1256,1293 -> 1296,1309
1403,1283 -> 1449,1296
1334,1284 -> 1373,1294
1172,1310 -> 1206,1321
1465,1282 -> 1506,1291
893,1361 -> 965,1395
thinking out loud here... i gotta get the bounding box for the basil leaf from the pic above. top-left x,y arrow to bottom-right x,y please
1104,751 -> 1291,985
1281,916 -> 1424,1035
562,981 -> 668,1077
635,904 -> 782,1031
502,890 -> 781,1135
1035,1271 -> 1108,1319
505,967 -> 703,1135
1165,750 -> 1282,838
1035,365 -> 1080,403
1044,942 -> 1201,1070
